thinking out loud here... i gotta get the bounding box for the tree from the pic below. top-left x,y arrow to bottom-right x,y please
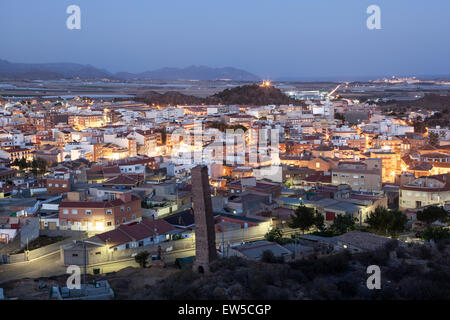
417,206 -> 448,225
366,206 -> 407,237
331,214 -> 356,235
12,158 -> 20,167
261,250 -> 277,263
366,206 -> 389,233
13,157 -> 29,170
334,112 -> 345,121
388,210 -> 408,237
413,120 -> 426,134
135,251 -> 150,268
289,205 -> 322,234
35,158 -> 47,172
264,228 -> 283,244
428,132 -> 439,146
422,226 -> 450,242
314,212 -> 325,231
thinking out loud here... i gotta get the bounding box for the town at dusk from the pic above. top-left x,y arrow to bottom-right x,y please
0,0 -> 449,314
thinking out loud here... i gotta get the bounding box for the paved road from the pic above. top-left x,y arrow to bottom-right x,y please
0,227 -> 302,283
0,251 -> 65,284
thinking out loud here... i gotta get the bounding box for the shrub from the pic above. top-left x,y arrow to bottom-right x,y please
336,280 -> 358,298
264,228 -> 283,244
209,256 -> 248,272
414,245 -> 433,260
134,251 -> 150,268
436,238 -> 450,253
289,252 -> 350,278
311,278 -> 342,300
261,250 -> 277,263
159,269 -> 202,300
247,271 -> 267,299
395,246 -> 408,259
371,248 -> 390,266
383,239 -> 399,252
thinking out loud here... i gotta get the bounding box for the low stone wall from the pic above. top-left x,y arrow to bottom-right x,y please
62,237 -> 195,266
61,224 -> 273,266
0,231 -> 22,255
3,230 -> 88,264
40,229 -> 88,238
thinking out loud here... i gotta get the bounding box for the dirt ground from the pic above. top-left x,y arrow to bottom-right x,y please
0,265 -> 179,300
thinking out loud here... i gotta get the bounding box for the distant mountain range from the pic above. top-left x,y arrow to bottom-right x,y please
116,66 -> 260,81
0,59 -> 260,81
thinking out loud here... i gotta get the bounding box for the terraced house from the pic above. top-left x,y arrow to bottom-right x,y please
58,191 -> 142,232
399,173 -> 450,210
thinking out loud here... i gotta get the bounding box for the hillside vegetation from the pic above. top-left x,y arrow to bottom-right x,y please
135,240 -> 450,300
136,84 -> 303,107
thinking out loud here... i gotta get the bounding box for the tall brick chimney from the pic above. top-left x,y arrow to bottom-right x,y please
191,165 -> 216,273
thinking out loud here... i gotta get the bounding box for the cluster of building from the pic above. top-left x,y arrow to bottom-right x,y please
0,87 -> 449,256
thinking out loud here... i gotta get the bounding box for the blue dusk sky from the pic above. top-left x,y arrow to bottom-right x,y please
0,0 -> 449,80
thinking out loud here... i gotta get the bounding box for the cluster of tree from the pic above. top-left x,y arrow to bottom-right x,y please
413,117 -> 427,134
422,226 -> 450,243
12,157 -> 47,174
289,205 -> 324,234
135,90 -> 204,106
264,228 -> 284,244
381,94 -> 450,111
134,251 -> 150,268
260,250 -> 285,263
136,84 -> 304,107
366,206 -> 408,237
330,214 -> 357,235
207,84 -> 303,106
334,112 -> 345,121
428,132 -> 440,146
265,211 -> 357,241
417,206 -> 449,224
412,112 -> 450,135
266,205 -> 445,242
424,111 -> 450,128
205,121 -> 247,133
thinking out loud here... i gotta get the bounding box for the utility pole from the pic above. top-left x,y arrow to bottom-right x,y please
222,224 -> 225,257
83,240 -> 87,294
293,233 -> 297,260
360,211 -> 362,228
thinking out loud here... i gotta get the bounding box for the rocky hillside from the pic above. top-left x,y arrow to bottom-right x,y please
381,93 -> 450,111
138,239 -> 450,300
136,84 -> 303,106
135,91 -> 204,106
